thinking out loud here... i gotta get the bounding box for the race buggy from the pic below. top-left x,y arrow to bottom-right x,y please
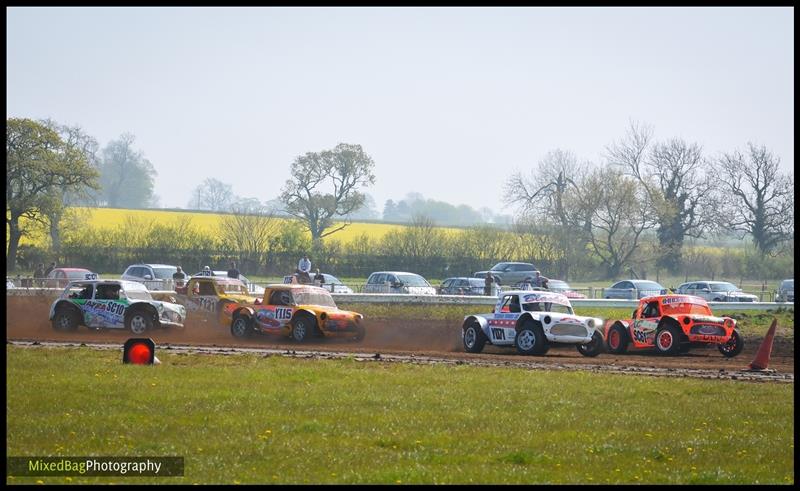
49,280 -> 187,334
153,275 -> 261,325
226,284 -> 365,342
462,290 -> 604,356
604,294 -> 744,357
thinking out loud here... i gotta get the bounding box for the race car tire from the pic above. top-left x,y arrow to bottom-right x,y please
463,321 -> 486,353
717,329 -> 744,358
230,315 -> 253,339
351,323 -> 366,342
52,307 -> 79,331
126,309 -> 154,335
291,313 -> 315,342
515,320 -> 547,356
654,322 -> 682,356
577,331 -> 604,357
606,323 -> 629,354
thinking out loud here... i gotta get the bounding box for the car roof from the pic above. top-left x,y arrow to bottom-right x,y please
54,267 -> 91,272
370,271 -> 424,275
266,284 -> 329,292
640,294 -> 709,305
128,263 -> 176,268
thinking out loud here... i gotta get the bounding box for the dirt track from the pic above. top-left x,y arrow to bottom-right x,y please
6,295 -> 795,378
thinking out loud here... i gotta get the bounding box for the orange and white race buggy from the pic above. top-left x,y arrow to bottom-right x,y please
604,294 -> 744,357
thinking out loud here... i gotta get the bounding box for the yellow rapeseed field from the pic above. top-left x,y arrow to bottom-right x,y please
12,207 -> 462,248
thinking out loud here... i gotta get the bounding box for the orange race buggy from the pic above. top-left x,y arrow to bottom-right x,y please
604,294 -> 744,357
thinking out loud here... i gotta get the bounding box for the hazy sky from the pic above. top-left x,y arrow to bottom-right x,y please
6,7 -> 794,215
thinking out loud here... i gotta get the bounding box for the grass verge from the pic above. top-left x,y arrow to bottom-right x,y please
6,346 -> 794,484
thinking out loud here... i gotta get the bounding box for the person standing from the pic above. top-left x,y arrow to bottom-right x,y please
314,268 -> 325,286
173,266 -> 187,288
484,272 -> 495,296
44,261 -> 56,278
532,271 -> 549,289
227,261 -> 240,279
34,263 -> 45,287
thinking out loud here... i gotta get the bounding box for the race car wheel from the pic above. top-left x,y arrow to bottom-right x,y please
351,323 -> 366,342
291,314 -> 315,342
230,316 -> 253,339
515,320 -> 547,356
718,329 -> 744,358
654,323 -> 682,356
52,307 -> 79,331
577,331 -> 604,357
463,322 -> 486,353
126,310 -> 154,335
606,323 -> 629,354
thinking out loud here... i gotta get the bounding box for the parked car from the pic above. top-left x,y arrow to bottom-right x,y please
776,279 -> 794,303
474,262 -> 539,286
45,268 -> 98,288
544,279 -> 586,299
364,272 -> 436,295
603,280 -> 667,300
192,269 -> 266,295
604,294 -> 743,357
122,263 -> 178,290
49,279 -> 187,334
6,278 -> 16,289
675,281 -> 758,302
439,277 -> 486,295
317,273 -> 354,294
461,290 -> 604,357
227,284 -> 365,342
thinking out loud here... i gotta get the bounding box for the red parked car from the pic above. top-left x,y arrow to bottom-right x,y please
46,268 -> 98,288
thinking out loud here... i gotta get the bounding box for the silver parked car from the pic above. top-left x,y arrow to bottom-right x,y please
364,271 -> 436,295
474,262 -> 539,286
122,263 -> 178,290
318,273 -> 354,294
775,279 -> 793,302
675,281 -> 758,302
603,279 -> 667,300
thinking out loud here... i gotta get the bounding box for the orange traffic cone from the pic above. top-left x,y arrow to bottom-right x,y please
745,318 -> 777,371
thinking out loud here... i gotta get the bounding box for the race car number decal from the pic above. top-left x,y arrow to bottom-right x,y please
275,307 -> 292,320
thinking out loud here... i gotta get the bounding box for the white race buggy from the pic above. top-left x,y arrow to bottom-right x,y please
462,290 -> 604,357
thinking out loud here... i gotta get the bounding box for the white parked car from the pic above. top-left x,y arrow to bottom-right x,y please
776,279 -> 794,303
122,263 -> 178,291
675,281 -> 759,302
462,290 -> 604,357
364,271 -> 436,295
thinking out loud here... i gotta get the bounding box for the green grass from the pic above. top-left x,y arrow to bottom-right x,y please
6,346 -> 794,484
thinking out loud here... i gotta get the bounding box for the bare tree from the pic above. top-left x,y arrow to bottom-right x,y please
280,143 -> 376,243
607,121 -> 718,272
568,167 -> 657,278
503,149 -> 590,278
188,178 -> 234,211
716,143 -> 794,255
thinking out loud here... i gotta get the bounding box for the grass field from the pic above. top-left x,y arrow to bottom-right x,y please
6,346 -> 794,484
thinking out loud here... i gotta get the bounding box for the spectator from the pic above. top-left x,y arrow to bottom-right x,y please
227,261 -> 240,279
484,272 -> 495,296
298,254 -> 311,274
173,266 -> 187,288
44,261 -> 56,278
296,254 -> 312,284
532,271 -> 549,289
314,268 -> 325,285
33,263 -> 45,287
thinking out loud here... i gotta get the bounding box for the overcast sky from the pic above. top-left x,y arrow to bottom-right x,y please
6,6 -> 794,215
